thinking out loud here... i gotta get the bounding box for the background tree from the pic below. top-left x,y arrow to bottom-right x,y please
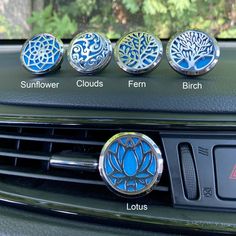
1,0 -> 236,39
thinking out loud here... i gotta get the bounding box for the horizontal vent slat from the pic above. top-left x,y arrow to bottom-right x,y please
0,168 -> 169,192
0,149 -> 99,168
0,167 -> 104,186
0,133 -> 104,146
0,149 -> 50,161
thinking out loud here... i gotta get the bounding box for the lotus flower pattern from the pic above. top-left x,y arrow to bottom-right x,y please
22,34 -> 62,73
103,136 -> 159,193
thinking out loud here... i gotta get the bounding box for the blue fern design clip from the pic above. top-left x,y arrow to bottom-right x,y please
67,32 -> 112,74
21,33 -> 64,75
99,132 -> 163,197
115,32 -> 163,74
166,29 -> 220,76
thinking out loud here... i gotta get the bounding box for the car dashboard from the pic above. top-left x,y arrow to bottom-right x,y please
0,42 -> 236,235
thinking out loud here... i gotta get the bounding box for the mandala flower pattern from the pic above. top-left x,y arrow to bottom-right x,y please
115,32 -> 163,74
99,133 -> 163,196
21,33 -> 64,74
68,32 -> 112,74
168,30 -> 219,73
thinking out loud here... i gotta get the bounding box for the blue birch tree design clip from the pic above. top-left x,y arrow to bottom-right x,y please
115,32 -> 163,74
166,30 -> 220,76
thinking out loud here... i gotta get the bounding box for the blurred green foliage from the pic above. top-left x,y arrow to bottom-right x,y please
0,15 -> 22,39
28,5 -> 77,38
2,0 -> 236,39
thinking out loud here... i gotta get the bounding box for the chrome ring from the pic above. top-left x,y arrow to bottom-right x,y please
67,32 -> 112,74
166,29 -> 220,76
114,32 -> 163,74
99,132 -> 163,197
20,33 -> 64,75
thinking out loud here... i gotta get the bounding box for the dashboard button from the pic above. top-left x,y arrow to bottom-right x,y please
214,147 -> 236,199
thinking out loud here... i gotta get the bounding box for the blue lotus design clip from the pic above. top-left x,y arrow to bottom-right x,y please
99,132 -> 163,197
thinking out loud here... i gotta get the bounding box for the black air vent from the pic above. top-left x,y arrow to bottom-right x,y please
0,125 -> 170,202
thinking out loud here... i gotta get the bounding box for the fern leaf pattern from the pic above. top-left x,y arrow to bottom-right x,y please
117,32 -> 162,71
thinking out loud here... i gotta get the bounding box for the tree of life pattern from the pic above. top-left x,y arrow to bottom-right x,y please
170,31 -> 215,71
118,32 -> 161,70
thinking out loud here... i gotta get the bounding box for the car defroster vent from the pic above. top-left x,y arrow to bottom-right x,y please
0,125 -> 170,204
